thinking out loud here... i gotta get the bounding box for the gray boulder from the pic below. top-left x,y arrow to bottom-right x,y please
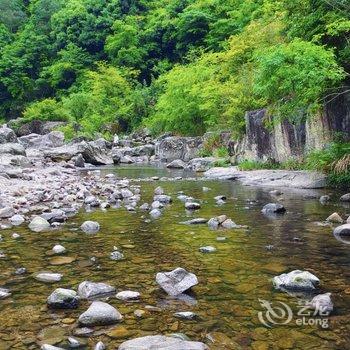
273,270 -> 320,291
19,131 -> 64,149
333,224 -> 350,236
79,301 -> 123,326
81,140 -> 113,165
154,194 -> 172,203
156,267 -> 198,296
262,203 -> 286,214
47,288 -> 79,309
0,206 -> 15,219
28,216 -> 50,232
0,126 -> 17,143
80,221 -> 100,234
155,136 -> 203,162
9,214 -> 25,225
188,157 -> 221,172
340,193 -> 350,202
78,281 -> 116,299
0,142 -> 26,155
119,335 -> 208,350
309,292 -> 333,314
185,202 -> 201,210
166,159 -> 186,169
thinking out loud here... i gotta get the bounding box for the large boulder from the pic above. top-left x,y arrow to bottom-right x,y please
44,143 -> 84,162
340,193 -> 350,202
47,288 -> 79,309
262,203 -> 286,214
155,136 -> 203,162
78,281 -> 116,299
78,301 -> 123,326
28,216 -> 50,232
81,140 -> 113,165
0,126 -> 17,143
188,157 -> 221,172
19,131 -> 64,149
0,143 -> 26,155
15,120 -> 66,136
166,159 -> 186,169
333,224 -> 350,236
156,267 -> 198,296
273,270 -> 320,291
118,335 -> 209,350
80,221 -> 100,234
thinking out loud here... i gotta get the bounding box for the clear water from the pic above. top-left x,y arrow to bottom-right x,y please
1,165 -> 350,349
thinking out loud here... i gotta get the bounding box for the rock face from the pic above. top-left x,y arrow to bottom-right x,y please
79,301 -> 123,326
156,267 -> 198,296
155,136 -> 203,162
47,288 -> 79,309
273,270 -> 320,291
118,335 -> 209,350
81,140 -> 113,165
78,281 -> 116,299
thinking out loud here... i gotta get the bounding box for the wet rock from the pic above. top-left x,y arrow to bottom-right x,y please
333,223 -> 350,236
273,270 -> 320,291
68,337 -> 82,348
49,256 -> 76,265
35,272 -> 63,283
174,311 -> 197,320
78,281 -> 116,299
154,186 -> 164,195
320,195 -> 330,203
181,218 -> 208,225
207,217 -> 219,229
95,341 -> 106,350
15,267 -> 26,275
340,193 -> 350,202
326,212 -> 343,223
73,327 -> 94,337
119,335 -> 208,350
214,195 -> 226,201
47,288 -> 79,309
79,301 -> 123,326
261,203 -> 286,214
150,209 -> 162,219
154,194 -> 172,203
0,206 -> 15,219
110,250 -> 125,261
116,291 -> 140,301
9,214 -> 25,226
309,292 -> 333,314
185,202 -> 201,210
28,216 -> 50,232
156,267 -> 198,296
52,244 -> 66,254
167,159 -> 186,169
41,345 -> 65,350
199,246 -> 216,253
0,288 -> 11,299
221,219 -> 237,229
80,221 -> 100,234
139,203 -> 150,211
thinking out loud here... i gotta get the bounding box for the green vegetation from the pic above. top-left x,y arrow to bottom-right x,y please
0,0 -> 348,138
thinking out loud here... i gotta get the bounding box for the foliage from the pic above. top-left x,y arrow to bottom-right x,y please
253,40 -> 345,118
0,0 -> 348,138
23,98 -> 68,122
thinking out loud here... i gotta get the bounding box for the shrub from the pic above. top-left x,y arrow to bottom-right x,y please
23,98 -> 69,122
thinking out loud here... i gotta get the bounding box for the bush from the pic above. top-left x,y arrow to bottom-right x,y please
23,98 -> 69,122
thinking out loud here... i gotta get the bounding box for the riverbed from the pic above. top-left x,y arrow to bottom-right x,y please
1,165 -> 350,349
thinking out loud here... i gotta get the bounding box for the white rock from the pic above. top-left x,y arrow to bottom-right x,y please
116,291 -> 140,301
52,244 -> 66,254
28,216 -> 50,232
273,270 -> 320,291
79,301 -> 123,326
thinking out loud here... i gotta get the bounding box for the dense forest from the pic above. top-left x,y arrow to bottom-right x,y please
0,0 -> 349,138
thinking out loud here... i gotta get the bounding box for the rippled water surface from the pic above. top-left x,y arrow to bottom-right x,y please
1,165 -> 350,349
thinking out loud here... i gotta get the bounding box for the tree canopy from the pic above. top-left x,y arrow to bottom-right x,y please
0,0 -> 348,137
